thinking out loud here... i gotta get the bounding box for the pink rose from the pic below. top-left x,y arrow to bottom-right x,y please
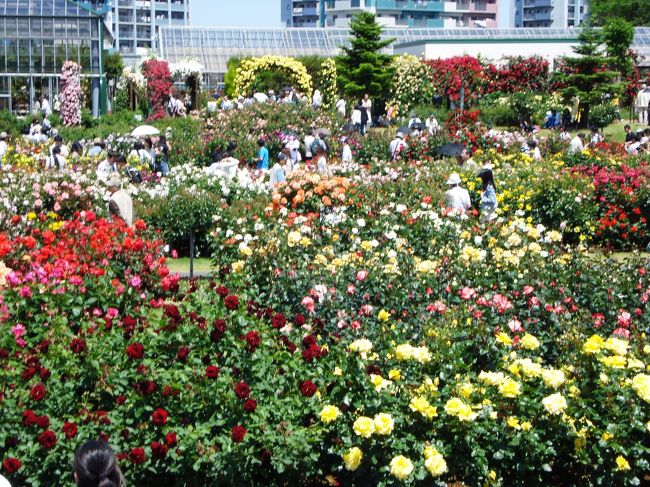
356,270 -> 368,281
459,287 -> 477,300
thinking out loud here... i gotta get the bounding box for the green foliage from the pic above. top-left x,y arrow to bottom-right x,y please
589,103 -> 621,128
104,51 -> 125,81
224,57 -> 243,98
602,19 -> 635,79
0,110 -> 30,136
589,0 -> 650,26
337,12 -> 394,111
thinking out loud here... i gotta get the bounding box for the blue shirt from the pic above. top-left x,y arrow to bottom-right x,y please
257,146 -> 269,170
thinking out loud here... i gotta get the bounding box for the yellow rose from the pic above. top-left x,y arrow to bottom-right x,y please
498,378 -> 522,398
507,416 -> 521,429
496,332 -> 512,346
348,339 -> 373,354
582,335 -> 605,354
373,413 -> 394,435
520,334 -> 540,350
444,398 -> 477,421
604,337 -> 628,356
388,369 -> 402,381
425,452 -> 447,477
231,260 -> 245,273
377,309 -> 390,321
521,421 -> 532,431
542,393 -> 567,415
342,447 -> 363,471
542,369 -> 566,389
320,405 -> 340,424
599,355 -> 627,369
409,396 -> 437,419
631,374 -> 650,403
478,370 -> 505,386
389,455 -> 414,480
353,416 -> 375,438
615,456 -> 630,471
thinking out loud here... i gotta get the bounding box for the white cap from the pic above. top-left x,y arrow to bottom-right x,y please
106,175 -> 122,188
396,132 -> 404,139
446,173 -> 461,185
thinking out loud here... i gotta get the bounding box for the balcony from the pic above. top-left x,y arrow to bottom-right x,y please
375,0 -> 445,12
294,7 -> 319,15
523,0 -> 552,6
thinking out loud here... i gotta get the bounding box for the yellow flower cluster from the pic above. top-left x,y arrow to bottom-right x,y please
631,374 -> 650,403
320,405 -> 340,423
444,397 -> 477,421
352,413 -> 394,437
424,446 -> 447,477
342,447 -> 363,471
409,396 -> 437,419
394,343 -> 431,364
389,455 -> 414,480
234,55 -> 313,98
542,393 -> 567,415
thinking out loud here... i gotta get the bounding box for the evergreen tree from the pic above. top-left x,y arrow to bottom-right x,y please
337,12 -> 394,109
602,19 -> 635,80
553,26 -> 623,127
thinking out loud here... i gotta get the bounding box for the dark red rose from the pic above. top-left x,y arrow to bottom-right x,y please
150,441 -> 169,458
366,364 -> 381,376
302,335 -> 316,348
234,381 -> 250,400
39,367 -> 51,381
21,367 -> 37,381
126,343 -> 144,360
36,415 -> 50,429
300,380 -> 317,397
281,337 -> 297,353
164,304 -> 181,322
151,408 -> 168,426
129,447 -> 146,464
216,285 -> 229,297
270,313 -> 286,329
136,380 -> 157,396
62,421 -> 78,439
206,366 -> 219,379
244,331 -> 261,351
0,348 -> 9,359
224,295 -> 239,310
243,398 -> 257,413
30,383 -> 46,402
176,346 -> 190,361
37,430 -> 57,449
165,432 -> 177,448
22,410 -> 37,427
115,395 -> 127,405
2,457 -> 21,474
231,425 -> 247,443
294,313 -> 306,326
70,338 -> 87,354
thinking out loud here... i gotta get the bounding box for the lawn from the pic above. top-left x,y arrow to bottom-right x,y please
165,257 -> 214,274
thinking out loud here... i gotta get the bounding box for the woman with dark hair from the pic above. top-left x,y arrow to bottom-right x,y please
144,137 -> 156,170
155,135 -> 170,176
70,141 -> 83,158
478,167 -> 498,223
73,439 -> 124,487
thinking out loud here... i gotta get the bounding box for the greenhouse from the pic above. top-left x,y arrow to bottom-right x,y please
0,0 -> 111,115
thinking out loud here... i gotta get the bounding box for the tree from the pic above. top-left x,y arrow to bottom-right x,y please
104,51 -> 124,82
337,12 -> 394,111
552,26 -> 622,128
602,19 -> 635,80
589,0 -> 650,26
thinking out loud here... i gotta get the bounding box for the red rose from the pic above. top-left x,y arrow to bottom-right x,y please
62,421 -> 78,439
2,457 -> 21,474
270,313 -> 286,329
129,447 -> 146,464
299,380 -> 317,397
224,295 -> 239,310
244,331 -> 261,351
70,338 -> 87,354
206,365 -> 219,379
216,285 -> 229,297
126,343 -> 144,360
36,415 -> 50,429
22,410 -> 37,427
30,383 -> 46,402
37,430 -> 57,449
243,398 -> 257,413
152,408 -> 168,426
234,381 -> 250,400
150,441 -> 169,458
176,346 -> 190,361
231,425 -> 247,443
165,431 -> 177,448
115,395 -> 127,405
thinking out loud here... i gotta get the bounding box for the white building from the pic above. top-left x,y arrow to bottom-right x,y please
498,0 -> 588,29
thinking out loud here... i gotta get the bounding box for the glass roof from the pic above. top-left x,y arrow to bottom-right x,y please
160,26 -> 650,74
0,0 -> 94,17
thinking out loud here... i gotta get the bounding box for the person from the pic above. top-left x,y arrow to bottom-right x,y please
361,94 -> 372,132
568,133 -> 585,155
304,131 -> 315,161
268,90 -> 277,102
168,91 -> 179,117
70,141 -> 83,159
444,172 -> 471,213
269,156 -> 287,188
624,124 -> 636,143
389,132 -> 407,161
408,113 -> 422,129
529,139 -> 542,160
51,134 -> 69,159
144,138 -> 156,170
310,133 -> 327,156
41,95 -> 52,117
315,146 -> 329,176
336,97 -> 346,117
155,136 -> 170,175
73,439 -> 124,487
351,106 -> 362,134
626,134 -> 642,155
46,145 -> 65,171
287,138 -> 302,167
312,90 -> 322,109
221,95 -> 233,111
426,114 -> 439,134
478,167 -> 498,223
129,141 -> 153,170
96,150 -> 118,182
359,106 -> 369,136
255,138 -> 269,170
457,148 -> 477,172
559,126 -> 571,142
341,137 -> 353,163
88,137 -> 104,158
0,132 -> 8,169
107,175 -> 133,227
635,84 -> 650,125
28,118 -> 46,143
543,110 -> 554,129
41,115 -> 52,137
560,108 -> 571,129
116,155 -> 142,184
589,127 -> 603,146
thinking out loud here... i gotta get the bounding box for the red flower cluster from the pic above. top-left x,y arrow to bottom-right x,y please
141,59 -> 172,120
225,295 -> 240,310
2,457 -> 21,474
37,430 -> 57,449
126,343 -> 145,360
151,408 -> 168,426
299,380 -> 317,397
244,330 -> 261,351
234,381 -> 251,400
231,425 -> 247,443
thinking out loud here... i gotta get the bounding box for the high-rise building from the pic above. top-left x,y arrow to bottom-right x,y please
499,0 -> 588,28
282,0 -> 323,27
324,0 -> 498,29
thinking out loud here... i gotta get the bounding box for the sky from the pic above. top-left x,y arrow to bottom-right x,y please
191,0 -> 282,27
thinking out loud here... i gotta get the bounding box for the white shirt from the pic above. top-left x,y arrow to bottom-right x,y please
351,109 -> 362,125
336,99 -> 346,116
96,159 -> 115,182
389,138 -> 407,159
269,163 -> 286,188
316,156 -> 328,175
110,189 -> 133,227
568,136 -> 584,154
445,186 -> 471,213
559,131 -> 571,141
0,141 -> 7,162
341,144 -> 353,163
41,98 -> 52,116
532,147 -> 542,160
304,135 -> 315,158
426,117 -> 439,133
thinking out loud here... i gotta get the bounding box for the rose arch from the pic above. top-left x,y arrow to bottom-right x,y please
234,55 -> 313,98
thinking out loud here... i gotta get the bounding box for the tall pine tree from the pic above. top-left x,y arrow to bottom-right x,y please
337,12 -> 394,109
553,26 -> 623,128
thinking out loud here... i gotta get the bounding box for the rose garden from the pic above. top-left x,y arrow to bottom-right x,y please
0,13 -> 649,487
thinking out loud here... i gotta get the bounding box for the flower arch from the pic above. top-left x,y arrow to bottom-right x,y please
234,55 -> 312,98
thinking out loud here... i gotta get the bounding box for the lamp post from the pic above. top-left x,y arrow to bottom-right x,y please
68,0 -> 112,116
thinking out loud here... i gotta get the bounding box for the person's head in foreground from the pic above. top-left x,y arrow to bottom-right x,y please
73,439 -> 124,487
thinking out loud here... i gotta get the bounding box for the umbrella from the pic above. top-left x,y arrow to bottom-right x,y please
315,128 -> 331,137
411,122 -> 426,131
341,123 -> 356,133
436,143 -> 465,157
131,125 -> 160,137
253,92 -> 268,103
397,126 -> 409,135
